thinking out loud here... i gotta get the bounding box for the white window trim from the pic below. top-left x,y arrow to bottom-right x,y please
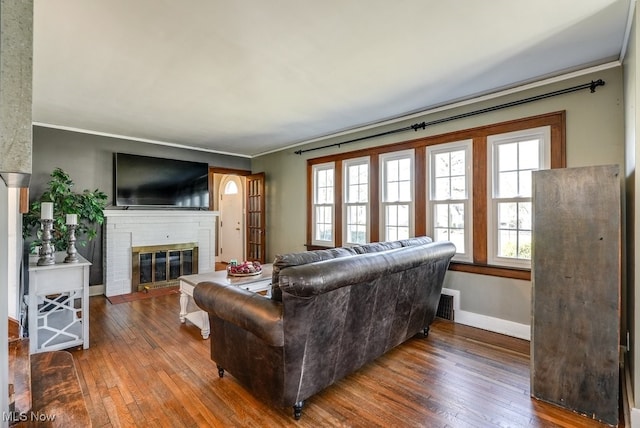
379,149 -> 415,241
426,139 -> 473,263
487,126 -> 551,269
343,156 -> 370,246
312,162 -> 335,247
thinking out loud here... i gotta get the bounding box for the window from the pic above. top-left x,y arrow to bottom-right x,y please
224,180 -> 239,195
427,140 -> 472,262
487,126 -> 551,268
312,162 -> 335,246
380,150 -> 414,241
306,111 -> 564,280
343,157 -> 370,245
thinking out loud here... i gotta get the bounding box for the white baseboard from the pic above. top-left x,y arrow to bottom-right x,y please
454,309 -> 531,341
89,284 -> 105,296
441,287 -> 530,340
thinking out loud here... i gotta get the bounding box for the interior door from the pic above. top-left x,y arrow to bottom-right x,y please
219,176 -> 244,263
246,172 -> 266,263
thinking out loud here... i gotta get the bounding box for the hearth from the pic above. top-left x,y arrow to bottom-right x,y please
131,243 -> 198,292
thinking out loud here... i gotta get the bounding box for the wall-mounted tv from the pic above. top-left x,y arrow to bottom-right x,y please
114,153 -> 209,208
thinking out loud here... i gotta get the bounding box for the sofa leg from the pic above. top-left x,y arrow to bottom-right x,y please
423,327 -> 430,337
293,401 -> 304,420
217,365 -> 225,378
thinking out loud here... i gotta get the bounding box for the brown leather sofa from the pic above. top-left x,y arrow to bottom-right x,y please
193,238 -> 456,419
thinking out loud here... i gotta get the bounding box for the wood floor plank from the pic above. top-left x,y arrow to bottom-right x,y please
67,294 -> 622,427
107,385 -> 137,427
76,358 -> 111,427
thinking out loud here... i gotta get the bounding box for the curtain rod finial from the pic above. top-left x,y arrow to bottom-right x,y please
590,79 -> 605,93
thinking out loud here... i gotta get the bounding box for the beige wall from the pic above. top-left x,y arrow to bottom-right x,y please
625,1 -> 640,417
253,66 -> 625,336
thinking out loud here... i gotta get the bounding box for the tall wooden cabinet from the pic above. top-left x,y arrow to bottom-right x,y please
531,165 -> 620,426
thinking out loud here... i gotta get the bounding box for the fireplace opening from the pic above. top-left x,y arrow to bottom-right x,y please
131,243 -> 198,292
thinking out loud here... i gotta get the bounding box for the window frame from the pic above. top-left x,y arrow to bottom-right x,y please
343,156 -> 371,246
426,139 -> 473,263
305,111 -> 566,280
487,126 -> 551,269
380,149 -> 415,241
311,162 -> 336,247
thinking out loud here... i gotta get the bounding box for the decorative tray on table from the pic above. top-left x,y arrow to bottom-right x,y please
227,261 -> 263,277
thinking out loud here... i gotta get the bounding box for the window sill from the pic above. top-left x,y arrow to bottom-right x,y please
449,262 -> 531,281
305,243 -> 334,251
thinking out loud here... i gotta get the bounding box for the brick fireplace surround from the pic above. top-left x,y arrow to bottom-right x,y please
103,210 -> 219,297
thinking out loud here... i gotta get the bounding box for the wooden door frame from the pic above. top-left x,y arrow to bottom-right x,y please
209,168 -> 252,262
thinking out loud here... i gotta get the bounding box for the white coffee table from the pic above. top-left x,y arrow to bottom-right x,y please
178,264 -> 273,339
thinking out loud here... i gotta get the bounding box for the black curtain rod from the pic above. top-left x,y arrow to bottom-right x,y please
294,79 -> 605,155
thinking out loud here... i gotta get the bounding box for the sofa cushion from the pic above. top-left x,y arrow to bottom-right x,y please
350,236 -> 432,254
350,241 -> 402,254
271,247 -> 356,301
398,236 -> 433,247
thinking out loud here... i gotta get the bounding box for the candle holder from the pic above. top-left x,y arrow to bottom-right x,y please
37,219 -> 55,266
64,224 -> 79,263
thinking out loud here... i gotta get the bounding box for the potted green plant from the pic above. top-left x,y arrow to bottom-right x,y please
22,167 -> 108,253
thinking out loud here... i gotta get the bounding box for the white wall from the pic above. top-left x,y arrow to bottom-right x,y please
6,188 -> 21,320
444,272 -> 531,339
0,182 -> 9,426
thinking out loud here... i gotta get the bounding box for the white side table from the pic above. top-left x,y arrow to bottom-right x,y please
27,252 -> 91,353
179,264 -> 272,339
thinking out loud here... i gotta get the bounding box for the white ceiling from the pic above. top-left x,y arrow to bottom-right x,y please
33,0 -> 633,158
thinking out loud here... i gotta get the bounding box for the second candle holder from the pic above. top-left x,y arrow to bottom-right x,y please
64,213 -> 79,263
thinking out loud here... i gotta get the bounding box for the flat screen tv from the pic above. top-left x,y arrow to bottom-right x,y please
114,153 -> 209,208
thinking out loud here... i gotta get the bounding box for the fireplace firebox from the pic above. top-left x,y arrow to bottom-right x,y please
131,243 -> 198,292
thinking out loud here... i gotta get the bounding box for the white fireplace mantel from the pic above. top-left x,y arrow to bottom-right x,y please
103,210 -> 219,297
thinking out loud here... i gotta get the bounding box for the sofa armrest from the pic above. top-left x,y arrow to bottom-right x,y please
193,282 -> 284,347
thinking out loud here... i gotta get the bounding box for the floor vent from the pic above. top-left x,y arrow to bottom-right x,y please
436,294 -> 454,321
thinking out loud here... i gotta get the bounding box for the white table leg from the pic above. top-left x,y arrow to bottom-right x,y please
200,310 -> 210,339
179,291 -> 188,323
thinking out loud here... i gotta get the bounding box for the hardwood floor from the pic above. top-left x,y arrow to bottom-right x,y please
70,294 -> 622,427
